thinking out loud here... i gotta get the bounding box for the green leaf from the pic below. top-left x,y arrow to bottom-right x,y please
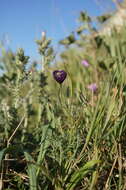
67,160 -> 100,190
0,148 -> 7,167
97,14 -> 112,24
36,124 -> 52,176
76,25 -> 85,34
24,152 -> 37,190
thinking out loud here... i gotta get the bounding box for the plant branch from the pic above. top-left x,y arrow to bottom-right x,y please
7,115 -> 25,147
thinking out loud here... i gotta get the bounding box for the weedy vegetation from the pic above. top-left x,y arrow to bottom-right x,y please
0,11 -> 126,190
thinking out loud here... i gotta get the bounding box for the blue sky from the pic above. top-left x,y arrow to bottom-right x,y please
0,0 -> 116,61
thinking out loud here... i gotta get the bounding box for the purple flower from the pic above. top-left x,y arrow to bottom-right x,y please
87,83 -> 97,92
53,70 -> 67,84
81,60 -> 89,67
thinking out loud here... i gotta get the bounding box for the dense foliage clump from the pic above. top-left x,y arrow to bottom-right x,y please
0,10 -> 126,190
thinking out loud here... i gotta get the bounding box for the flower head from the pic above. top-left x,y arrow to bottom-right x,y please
81,60 -> 89,67
41,31 -> 46,38
87,83 -> 97,92
53,70 -> 67,84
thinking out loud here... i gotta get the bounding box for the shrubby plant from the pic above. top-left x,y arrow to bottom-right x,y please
0,10 -> 126,190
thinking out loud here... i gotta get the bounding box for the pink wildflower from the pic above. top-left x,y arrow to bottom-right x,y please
81,60 -> 89,67
87,83 -> 98,92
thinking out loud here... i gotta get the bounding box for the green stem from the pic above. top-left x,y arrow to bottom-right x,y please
58,84 -> 63,107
